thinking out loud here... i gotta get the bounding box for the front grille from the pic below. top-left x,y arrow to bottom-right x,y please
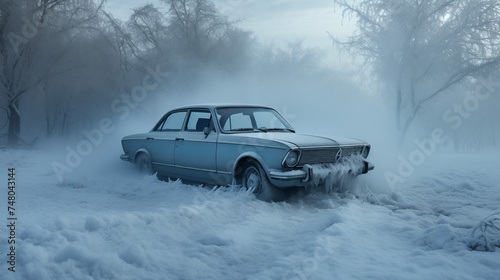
298,146 -> 363,166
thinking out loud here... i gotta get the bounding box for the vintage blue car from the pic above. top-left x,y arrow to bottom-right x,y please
120,104 -> 374,200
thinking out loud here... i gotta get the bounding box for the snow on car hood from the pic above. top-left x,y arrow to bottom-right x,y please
240,132 -> 367,148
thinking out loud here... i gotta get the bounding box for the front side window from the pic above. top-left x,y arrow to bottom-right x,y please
158,111 -> 187,131
186,110 -> 214,131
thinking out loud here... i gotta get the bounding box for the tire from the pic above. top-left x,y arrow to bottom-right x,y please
241,160 -> 284,201
135,153 -> 153,175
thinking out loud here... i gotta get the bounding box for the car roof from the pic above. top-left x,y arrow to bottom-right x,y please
170,104 -> 274,111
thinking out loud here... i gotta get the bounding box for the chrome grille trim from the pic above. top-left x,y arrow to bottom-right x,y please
298,145 -> 363,166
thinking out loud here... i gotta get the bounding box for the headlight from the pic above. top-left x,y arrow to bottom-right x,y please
361,146 -> 370,158
283,150 -> 301,167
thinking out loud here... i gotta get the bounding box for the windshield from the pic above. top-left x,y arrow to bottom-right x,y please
216,107 -> 294,133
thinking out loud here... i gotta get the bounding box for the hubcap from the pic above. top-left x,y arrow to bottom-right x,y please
245,166 -> 261,193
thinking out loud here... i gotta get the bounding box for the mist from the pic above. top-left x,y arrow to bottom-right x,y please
3,0 -> 498,155
2,0 -> 498,197
1,1 -> 500,279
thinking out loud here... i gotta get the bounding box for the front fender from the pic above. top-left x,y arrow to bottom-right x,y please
233,151 -> 272,179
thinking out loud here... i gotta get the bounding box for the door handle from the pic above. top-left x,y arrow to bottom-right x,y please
146,137 -> 154,140
175,138 -> 184,141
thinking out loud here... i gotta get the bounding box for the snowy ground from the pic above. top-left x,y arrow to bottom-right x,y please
1,148 -> 500,280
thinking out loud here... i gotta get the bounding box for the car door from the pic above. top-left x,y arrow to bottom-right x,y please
174,109 -> 218,183
147,110 -> 188,177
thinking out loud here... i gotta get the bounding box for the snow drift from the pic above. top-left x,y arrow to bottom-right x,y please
1,148 -> 500,280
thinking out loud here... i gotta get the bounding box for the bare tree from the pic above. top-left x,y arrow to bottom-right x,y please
126,4 -> 169,66
333,0 -> 500,142
124,0 -> 251,79
0,0 -> 105,147
164,0 -> 237,62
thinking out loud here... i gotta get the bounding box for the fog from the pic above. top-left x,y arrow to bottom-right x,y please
2,1 -> 500,279
2,0 -> 499,191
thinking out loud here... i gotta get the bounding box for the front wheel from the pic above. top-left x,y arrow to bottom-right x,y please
242,161 -> 284,201
135,153 -> 153,175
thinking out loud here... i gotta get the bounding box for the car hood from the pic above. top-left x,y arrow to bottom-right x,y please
239,132 -> 367,148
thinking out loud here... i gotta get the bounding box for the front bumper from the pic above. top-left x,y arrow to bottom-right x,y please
269,159 -> 374,188
362,160 -> 375,174
120,154 -> 130,162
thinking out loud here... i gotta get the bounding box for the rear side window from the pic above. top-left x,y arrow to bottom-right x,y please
158,111 -> 187,131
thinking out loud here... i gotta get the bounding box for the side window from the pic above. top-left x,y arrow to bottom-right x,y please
223,113 -> 252,130
186,110 -> 213,131
160,111 -> 187,131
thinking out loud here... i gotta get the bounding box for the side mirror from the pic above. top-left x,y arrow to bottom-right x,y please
203,127 -> 211,137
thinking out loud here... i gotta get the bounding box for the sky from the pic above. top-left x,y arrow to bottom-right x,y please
104,0 -> 355,49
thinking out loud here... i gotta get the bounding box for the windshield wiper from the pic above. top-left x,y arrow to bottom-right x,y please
228,128 -> 264,132
230,128 -> 269,132
260,128 -> 295,133
229,128 -> 255,131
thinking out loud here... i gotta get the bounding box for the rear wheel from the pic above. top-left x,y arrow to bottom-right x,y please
241,160 -> 284,201
135,153 -> 153,175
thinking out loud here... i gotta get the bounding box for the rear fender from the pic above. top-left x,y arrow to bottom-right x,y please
133,148 -> 151,163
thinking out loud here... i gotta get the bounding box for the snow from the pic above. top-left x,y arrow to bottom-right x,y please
307,154 -> 366,193
1,148 -> 500,280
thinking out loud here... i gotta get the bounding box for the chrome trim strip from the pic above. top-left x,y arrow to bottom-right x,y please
152,162 -> 175,167
120,154 -> 130,161
154,162 -> 229,174
269,170 -> 307,180
270,174 -> 307,180
300,144 -> 367,149
216,141 -> 288,150
175,165 -> 217,173
176,138 -> 217,143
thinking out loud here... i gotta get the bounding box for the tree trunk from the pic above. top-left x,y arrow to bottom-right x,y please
7,102 -> 20,148
399,103 -> 420,145
396,72 -> 402,131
